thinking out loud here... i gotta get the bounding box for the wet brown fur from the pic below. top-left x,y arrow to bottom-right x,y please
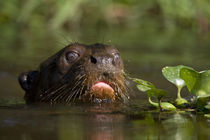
19,43 -> 129,104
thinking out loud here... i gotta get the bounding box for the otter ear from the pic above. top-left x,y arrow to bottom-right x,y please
18,71 -> 39,91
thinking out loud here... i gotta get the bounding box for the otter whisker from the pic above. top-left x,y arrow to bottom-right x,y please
48,84 -> 67,95
45,74 -> 86,103
42,81 -> 67,96
62,77 -> 85,103
52,88 -> 70,102
73,86 -> 82,102
70,76 -> 86,91
77,78 -> 86,100
66,87 -> 81,103
70,77 -> 86,102
59,85 -> 79,103
41,84 -> 68,101
79,82 -> 86,99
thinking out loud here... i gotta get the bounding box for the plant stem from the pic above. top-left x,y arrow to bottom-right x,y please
148,97 -> 163,111
177,86 -> 182,99
148,97 -> 158,107
158,99 -> 163,112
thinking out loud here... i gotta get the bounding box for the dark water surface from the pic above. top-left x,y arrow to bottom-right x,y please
0,102 -> 209,140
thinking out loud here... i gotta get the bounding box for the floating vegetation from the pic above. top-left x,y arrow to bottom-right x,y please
131,65 -> 210,116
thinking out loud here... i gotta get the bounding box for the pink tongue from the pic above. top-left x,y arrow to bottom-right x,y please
91,82 -> 115,100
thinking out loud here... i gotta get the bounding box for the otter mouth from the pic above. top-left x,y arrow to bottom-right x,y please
91,81 -> 115,101
38,63 -> 129,104
39,72 -> 128,104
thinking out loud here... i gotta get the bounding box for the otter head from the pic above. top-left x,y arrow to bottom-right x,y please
18,43 -> 129,104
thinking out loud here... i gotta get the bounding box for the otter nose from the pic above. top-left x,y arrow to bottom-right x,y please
90,56 -> 113,65
90,56 -> 97,64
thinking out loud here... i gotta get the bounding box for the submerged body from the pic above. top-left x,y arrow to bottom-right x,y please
18,43 -> 129,104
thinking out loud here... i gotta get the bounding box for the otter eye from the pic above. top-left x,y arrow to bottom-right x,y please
66,51 -> 79,63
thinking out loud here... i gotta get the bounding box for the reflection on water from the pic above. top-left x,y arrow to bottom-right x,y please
0,104 -> 209,140
1,0 -> 210,139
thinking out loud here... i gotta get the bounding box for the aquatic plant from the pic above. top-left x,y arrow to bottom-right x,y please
133,78 -> 176,111
132,65 -> 210,115
162,65 -> 189,106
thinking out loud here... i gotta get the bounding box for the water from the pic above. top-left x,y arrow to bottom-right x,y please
0,43 -> 210,139
0,103 -> 209,140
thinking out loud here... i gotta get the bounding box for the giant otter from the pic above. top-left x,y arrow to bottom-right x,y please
18,43 -> 129,104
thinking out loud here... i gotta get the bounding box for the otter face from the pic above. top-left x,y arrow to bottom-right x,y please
18,43 -> 129,104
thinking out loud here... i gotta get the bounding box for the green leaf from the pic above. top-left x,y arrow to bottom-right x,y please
180,68 -> 210,97
133,78 -> 172,110
205,105 -> 210,110
162,65 -> 191,104
133,78 -> 155,91
199,70 -> 210,96
148,97 -> 176,111
175,98 -> 188,106
196,94 -> 210,108
147,88 -> 168,99
162,65 -> 188,88
204,114 -> 210,118
136,84 -> 151,92
133,78 -> 167,99
180,68 -> 199,93
160,102 -> 177,111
